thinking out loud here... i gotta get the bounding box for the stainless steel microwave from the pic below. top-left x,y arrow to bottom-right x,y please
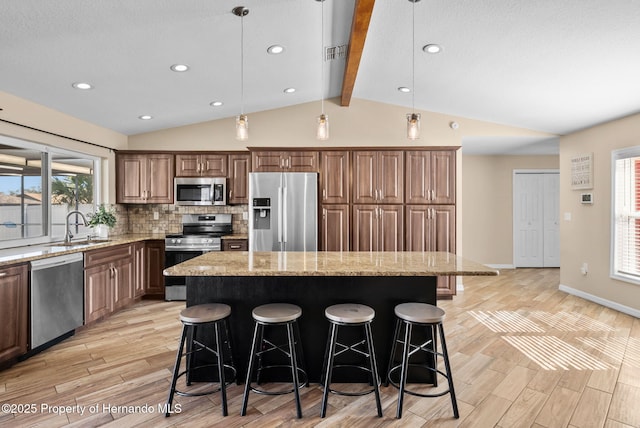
174,177 -> 226,206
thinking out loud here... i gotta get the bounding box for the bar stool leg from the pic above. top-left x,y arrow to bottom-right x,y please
287,322 -> 303,419
364,323 -> 383,417
185,325 -> 195,386
438,323 -> 459,418
320,323 -> 339,418
214,321 -> 228,416
396,321 -> 412,419
241,322 -> 262,416
166,324 -> 188,417
223,318 -> 240,386
385,318 -> 402,387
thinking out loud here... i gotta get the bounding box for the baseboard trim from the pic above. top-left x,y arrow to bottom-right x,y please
487,264 -> 515,269
559,284 -> 640,318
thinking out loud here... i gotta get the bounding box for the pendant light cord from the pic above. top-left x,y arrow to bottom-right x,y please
412,0 -> 415,114
240,12 -> 245,115
321,0 -> 325,115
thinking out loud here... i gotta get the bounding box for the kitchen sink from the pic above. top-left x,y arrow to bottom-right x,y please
47,238 -> 112,247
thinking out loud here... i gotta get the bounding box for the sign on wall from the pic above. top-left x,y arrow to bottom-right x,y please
571,153 -> 593,190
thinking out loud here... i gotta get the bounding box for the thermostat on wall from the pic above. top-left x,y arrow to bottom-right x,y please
581,193 -> 593,204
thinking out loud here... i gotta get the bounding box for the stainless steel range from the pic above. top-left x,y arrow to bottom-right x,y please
164,213 -> 232,301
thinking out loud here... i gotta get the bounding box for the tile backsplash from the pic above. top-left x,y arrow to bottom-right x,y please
111,204 -> 248,235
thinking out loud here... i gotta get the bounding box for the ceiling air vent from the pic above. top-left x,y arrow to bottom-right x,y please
324,44 -> 348,61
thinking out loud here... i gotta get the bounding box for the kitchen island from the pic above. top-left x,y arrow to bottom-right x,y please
164,251 -> 497,382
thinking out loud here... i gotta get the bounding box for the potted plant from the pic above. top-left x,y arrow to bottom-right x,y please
87,204 -> 117,239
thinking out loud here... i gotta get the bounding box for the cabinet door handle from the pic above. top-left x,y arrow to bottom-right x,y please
229,189 -> 233,199
323,189 -> 326,199
0,272 -> 6,277
229,245 -> 241,249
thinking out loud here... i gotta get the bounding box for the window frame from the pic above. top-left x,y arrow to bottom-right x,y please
611,145 -> 640,285
0,135 -> 101,249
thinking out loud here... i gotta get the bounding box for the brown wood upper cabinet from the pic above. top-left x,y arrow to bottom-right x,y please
176,153 -> 227,177
320,151 -> 350,204
116,153 -> 174,204
252,151 -> 318,172
0,263 -> 28,365
228,153 -> 250,204
405,150 -> 455,204
353,151 -> 404,204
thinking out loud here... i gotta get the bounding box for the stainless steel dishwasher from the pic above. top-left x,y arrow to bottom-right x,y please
30,253 -> 84,351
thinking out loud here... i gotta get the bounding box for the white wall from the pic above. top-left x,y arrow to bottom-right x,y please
560,113 -> 640,315
462,155 -> 559,266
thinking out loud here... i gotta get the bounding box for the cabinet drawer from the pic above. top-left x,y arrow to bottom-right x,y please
223,239 -> 248,251
84,243 -> 133,268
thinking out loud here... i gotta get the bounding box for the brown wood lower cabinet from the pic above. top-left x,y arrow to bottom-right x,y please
352,205 -> 404,251
321,204 -> 350,251
405,204 -> 457,298
84,244 -> 134,323
0,263 -> 28,366
144,240 -> 165,296
223,239 -> 248,251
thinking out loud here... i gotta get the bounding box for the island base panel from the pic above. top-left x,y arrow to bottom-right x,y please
186,275 -> 437,383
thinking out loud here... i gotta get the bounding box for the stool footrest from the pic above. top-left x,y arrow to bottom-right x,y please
388,364 -> 452,398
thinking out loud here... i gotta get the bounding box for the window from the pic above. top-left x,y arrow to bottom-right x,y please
0,135 -> 99,248
612,146 -> 640,284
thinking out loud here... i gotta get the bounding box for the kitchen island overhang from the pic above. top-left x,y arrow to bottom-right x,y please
164,251 -> 498,382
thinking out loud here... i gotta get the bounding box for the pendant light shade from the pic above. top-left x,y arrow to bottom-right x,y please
317,113 -> 329,140
406,113 -> 421,140
316,0 -> 329,140
233,6 -> 249,141
236,114 -> 249,141
406,0 -> 420,140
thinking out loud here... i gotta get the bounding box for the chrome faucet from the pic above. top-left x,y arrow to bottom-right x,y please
64,210 -> 89,244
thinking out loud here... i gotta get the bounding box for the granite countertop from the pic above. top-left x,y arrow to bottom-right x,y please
0,233 -> 166,267
163,251 -> 499,277
220,234 -> 248,240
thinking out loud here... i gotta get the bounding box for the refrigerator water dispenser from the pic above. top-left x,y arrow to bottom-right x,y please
252,198 -> 271,230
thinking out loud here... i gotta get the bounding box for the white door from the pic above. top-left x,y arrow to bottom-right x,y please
514,173 -> 545,267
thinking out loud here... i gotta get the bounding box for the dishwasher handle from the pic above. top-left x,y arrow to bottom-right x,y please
30,253 -> 84,270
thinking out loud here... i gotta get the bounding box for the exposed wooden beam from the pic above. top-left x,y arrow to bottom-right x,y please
340,0 -> 375,107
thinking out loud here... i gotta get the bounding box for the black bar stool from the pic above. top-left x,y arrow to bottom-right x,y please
386,302 -> 459,419
166,303 -> 237,417
241,303 -> 307,419
320,303 -> 383,418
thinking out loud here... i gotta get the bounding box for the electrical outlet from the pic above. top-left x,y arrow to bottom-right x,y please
580,262 -> 588,275
153,211 -> 159,220
242,211 -> 248,220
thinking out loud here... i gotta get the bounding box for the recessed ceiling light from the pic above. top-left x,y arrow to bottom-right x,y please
138,115 -> 153,120
423,44 -> 442,54
398,87 -> 411,93
210,101 -> 223,107
267,45 -> 285,55
72,82 -> 92,90
284,88 -> 296,93
170,64 -> 190,72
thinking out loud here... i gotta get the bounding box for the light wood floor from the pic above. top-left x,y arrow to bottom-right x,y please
1,269 -> 639,427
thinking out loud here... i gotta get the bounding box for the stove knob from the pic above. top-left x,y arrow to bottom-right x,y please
170,238 -> 177,244
176,239 -> 182,244
207,239 -> 213,243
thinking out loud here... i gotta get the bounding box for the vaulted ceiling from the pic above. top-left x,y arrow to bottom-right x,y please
1,1 -> 639,154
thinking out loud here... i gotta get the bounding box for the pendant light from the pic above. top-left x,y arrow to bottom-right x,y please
406,0 -> 420,140
233,6 -> 249,141
316,0 -> 329,140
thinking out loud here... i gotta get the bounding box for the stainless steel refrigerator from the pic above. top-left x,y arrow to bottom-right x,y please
249,172 -> 318,251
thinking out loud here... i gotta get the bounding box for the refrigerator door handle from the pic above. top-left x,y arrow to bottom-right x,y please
277,186 -> 284,246
282,185 -> 288,247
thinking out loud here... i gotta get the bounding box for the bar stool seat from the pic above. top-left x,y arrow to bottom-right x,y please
166,303 -> 237,417
241,303 -> 307,419
387,302 -> 458,419
320,303 -> 382,418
